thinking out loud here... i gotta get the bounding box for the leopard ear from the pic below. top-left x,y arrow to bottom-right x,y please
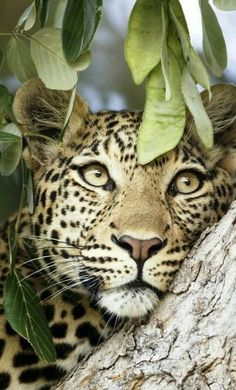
197,84 -> 236,177
13,78 -> 89,169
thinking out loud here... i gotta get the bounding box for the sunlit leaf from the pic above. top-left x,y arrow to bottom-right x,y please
6,37 -> 37,82
62,0 -> 103,63
125,0 -> 163,85
31,27 -> 91,90
0,85 -> 13,128
161,4 -> 171,101
4,270 -> 56,362
213,0 -> 236,10
169,0 -> 189,33
167,35 -> 185,71
0,123 -> 22,176
169,2 -> 210,92
16,2 -> 35,30
199,0 -> 227,77
24,0 -> 40,31
138,50 -> 186,164
181,67 -> 213,148
45,0 -> 67,28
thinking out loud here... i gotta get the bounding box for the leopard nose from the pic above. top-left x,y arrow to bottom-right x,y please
112,234 -> 163,261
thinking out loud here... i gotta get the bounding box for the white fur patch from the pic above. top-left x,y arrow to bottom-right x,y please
97,288 -> 159,318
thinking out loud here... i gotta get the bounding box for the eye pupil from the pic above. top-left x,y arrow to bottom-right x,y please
184,178 -> 191,186
95,171 -> 102,178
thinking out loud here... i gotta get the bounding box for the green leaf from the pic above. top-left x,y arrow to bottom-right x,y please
31,27 -> 91,90
6,37 -> 37,83
213,0 -> 236,10
0,85 -> 13,128
0,48 -> 4,69
138,50 -> 186,164
169,0 -> 189,33
181,67 -> 213,148
4,270 -> 56,362
40,0 -> 50,26
169,2 -> 210,92
61,85 -> 77,140
8,223 -> 17,272
62,0 -> 103,63
16,0 -> 40,31
125,0 -> 163,85
0,123 -> 22,176
27,171 -> 34,214
199,0 -> 227,77
161,4 -> 171,101
0,132 -> 20,143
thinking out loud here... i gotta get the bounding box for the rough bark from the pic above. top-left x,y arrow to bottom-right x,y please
56,201 -> 236,390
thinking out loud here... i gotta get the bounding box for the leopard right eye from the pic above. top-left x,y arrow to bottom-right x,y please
81,164 -> 109,187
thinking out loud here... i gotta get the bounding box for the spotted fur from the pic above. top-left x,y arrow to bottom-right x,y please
0,79 -> 236,389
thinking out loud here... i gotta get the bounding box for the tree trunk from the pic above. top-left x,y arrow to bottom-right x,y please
56,201 -> 236,390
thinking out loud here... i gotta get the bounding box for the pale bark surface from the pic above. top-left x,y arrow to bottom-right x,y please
56,201 -> 236,390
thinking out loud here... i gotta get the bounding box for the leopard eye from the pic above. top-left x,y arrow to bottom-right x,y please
81,164 -> 109,187
171,171 -> 201,194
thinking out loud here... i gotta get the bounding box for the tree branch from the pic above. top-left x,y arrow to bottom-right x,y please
56,201 -> 236,390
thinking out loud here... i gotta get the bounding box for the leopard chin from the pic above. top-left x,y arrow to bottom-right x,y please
97,287 -> 160,318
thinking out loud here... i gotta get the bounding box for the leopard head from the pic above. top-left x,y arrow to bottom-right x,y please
13,79 -> 236,318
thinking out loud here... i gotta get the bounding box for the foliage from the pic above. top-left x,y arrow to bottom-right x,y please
0,0 -> 235,361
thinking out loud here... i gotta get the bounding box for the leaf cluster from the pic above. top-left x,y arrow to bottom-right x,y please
125,0 -> 233,163
0,0 -> 103,362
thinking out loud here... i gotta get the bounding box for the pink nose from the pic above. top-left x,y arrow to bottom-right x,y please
117,235 -> 163,261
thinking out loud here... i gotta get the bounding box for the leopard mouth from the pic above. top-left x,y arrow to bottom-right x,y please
95,281 -> 163,318
127,280 -> 165,299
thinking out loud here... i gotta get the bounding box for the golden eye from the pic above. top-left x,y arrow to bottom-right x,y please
174,171 -> 201,194
82,164 -> 109,187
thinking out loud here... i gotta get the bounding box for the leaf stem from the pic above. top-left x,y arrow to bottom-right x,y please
15,159 -> 27,234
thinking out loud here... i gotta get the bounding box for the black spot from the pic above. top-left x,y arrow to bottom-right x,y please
19,368 -> 41,383
41,189 -> 47,207
0,372 -> 11,389
61,250 -> 70,259
38,213 -> 44,225
51,229 -> 59,241
39,385 -> 51,390
50,191 -> 57,202
60,220 -> 67,228
45,169 -> 54,182
75,322 -> 104,346
44,304 -> 55,322
34,223 -> 41,237
5,322 -> 17,336
40,289 -> 53,301
19,337 -> 33,351
51,173 -> 60,182
55,343 -> 76,359
50,323 -> 68,338
0,339 -> 5,358
13,352 -> 39,367
61,310 -> 67,318
72,304 -> 86,319
41,365 -> 66,381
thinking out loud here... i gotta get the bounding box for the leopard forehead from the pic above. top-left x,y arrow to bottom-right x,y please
29,107 -> 234,319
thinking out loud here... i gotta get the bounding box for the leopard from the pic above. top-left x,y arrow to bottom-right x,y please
0,78 -> 236,390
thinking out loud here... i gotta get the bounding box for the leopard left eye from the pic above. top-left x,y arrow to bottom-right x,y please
169,170 -> 202,195
81,164 -> 109,187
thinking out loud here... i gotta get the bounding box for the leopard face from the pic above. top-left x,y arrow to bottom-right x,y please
13,80 -> 235,319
